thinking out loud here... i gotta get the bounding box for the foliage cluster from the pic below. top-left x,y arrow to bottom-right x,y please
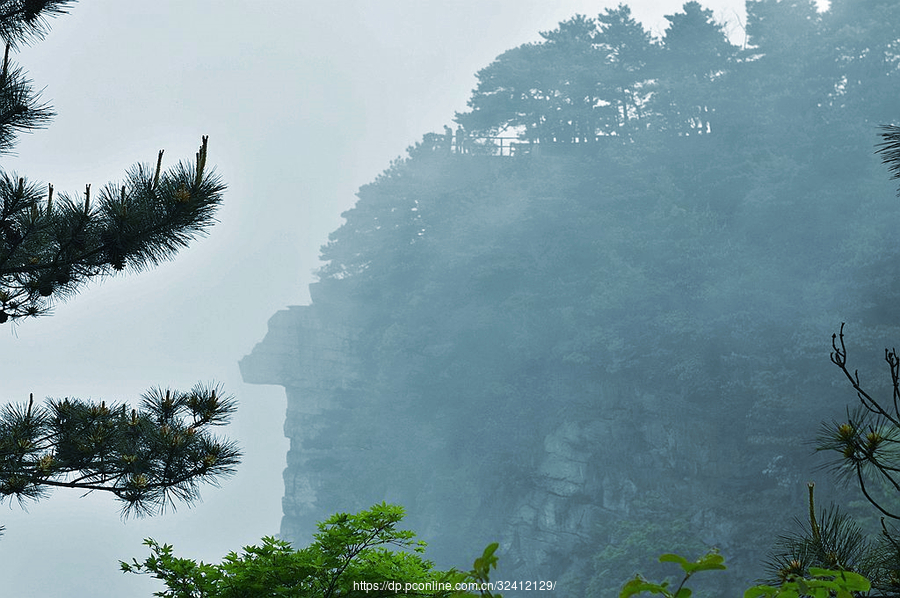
457,2 -> 731,141
620,550 -> 727,598
585,512 -> 713,597
620,549 -> 870,598
123,503 -> 504,598
455,1 -> 899,146
120,504 -> 877,598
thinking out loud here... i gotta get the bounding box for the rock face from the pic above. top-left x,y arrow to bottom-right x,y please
240,296 -> 846,596
240,304 -> 360,542
237,2 -> 900,592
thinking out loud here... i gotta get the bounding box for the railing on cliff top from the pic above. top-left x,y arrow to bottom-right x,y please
422,131 -> 617,157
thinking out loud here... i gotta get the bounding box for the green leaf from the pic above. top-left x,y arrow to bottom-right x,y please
806,568 -> 870,591
659,551 -> 725,574
743,585 -> 779,598
659,553 -> 690,566
692,552 -> 726,572
619,576 -> 671,598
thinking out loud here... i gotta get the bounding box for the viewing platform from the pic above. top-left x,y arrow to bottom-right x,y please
421,130 -> 621,157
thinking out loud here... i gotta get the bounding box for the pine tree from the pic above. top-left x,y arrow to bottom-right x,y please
655,1 -> 737,136
0,1 -> 240,536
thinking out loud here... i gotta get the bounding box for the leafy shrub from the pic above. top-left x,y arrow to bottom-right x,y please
121,502 -> 502,597
619,551 -> 870,598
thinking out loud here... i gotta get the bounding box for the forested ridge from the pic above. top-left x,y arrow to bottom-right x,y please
256,1 -> 900,595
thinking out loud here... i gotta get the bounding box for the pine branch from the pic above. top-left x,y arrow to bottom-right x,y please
818,325 -> 900,521
0,1 -> 75,49
0,136 -> 226,323
0,384 -> 242,518
763,484 -> 875,586
0,43 -> 54,153
876,124 -> 900,196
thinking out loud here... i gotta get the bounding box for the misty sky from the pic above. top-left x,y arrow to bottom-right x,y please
0,1 -> 826,596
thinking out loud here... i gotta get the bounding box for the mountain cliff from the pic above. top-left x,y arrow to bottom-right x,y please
241,2 -> 900,595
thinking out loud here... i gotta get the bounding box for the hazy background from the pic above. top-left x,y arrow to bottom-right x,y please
0,1 -> 824,595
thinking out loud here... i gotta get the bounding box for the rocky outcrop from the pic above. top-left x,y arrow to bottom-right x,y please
240,303 -> 360,541
240,300 -> 840,596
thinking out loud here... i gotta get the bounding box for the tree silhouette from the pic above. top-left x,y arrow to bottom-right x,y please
655,1 -> 736,135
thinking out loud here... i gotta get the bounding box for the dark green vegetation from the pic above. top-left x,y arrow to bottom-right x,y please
241,1 -> 900,596
123,503 -> 503,598
0,1 -> 237,536
621,547 -> 870,597
119,501 -> 870,597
